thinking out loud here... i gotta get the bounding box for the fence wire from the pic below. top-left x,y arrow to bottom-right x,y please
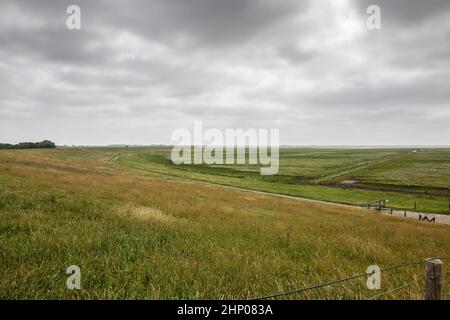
253,257 -> 446,300
366,278 -> 422,300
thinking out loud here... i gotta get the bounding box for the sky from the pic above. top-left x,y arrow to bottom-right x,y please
0,0 -> 449,146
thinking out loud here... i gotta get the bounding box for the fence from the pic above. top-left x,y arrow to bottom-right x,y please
360,199 -> 448,224
253,257 -> 448,300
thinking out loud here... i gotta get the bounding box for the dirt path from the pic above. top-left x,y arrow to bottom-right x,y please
189,180 -> 450,226
374,208 -> 450,225
113,153 -> 450,226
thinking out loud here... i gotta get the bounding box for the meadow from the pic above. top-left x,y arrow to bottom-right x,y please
0,147 -> 449,299
116,147 -> 450,214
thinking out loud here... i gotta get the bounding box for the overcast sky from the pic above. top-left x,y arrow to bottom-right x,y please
0,0 -> 449,146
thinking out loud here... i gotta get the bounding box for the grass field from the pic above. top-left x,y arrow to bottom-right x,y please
114,147 -> 450,214
343,149 -> 450,190
0,147 -> 449,299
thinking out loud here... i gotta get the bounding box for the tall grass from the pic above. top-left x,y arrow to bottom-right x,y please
0,149 -> 449,299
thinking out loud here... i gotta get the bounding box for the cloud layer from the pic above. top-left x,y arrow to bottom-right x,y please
0,0 -> 449,145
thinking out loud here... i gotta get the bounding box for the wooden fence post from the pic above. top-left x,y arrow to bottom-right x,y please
424,258 -> 444,300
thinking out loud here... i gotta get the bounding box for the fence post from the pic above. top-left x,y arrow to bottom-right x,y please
424,258 -> 443,300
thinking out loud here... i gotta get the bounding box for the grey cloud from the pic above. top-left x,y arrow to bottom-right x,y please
352,0 -> 450,27
305,72 -> 450,108
97,0 -> 304,48
277,44 -> 317,64
0,0 -> 449,145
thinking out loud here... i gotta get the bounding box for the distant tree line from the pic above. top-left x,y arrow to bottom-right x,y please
0,140 -> 56,149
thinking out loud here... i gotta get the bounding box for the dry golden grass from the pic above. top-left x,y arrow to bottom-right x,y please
116,204 -> 183,224
0,148 -> 449,299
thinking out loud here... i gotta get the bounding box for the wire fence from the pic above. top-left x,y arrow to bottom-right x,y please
253,257 -> 448,300
366,278 -> 422,300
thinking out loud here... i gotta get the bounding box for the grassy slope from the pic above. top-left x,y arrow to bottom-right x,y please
0,148 -> 449,299
116,148 -> 450,214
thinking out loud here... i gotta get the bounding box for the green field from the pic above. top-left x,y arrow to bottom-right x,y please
344,149 -> 450,190
0,147 -> 449,299
114,147 -> 450,214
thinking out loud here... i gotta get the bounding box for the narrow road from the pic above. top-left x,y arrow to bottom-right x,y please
113,153 -> 450,226
371,208 -> 450,225
185,179 -> 450,226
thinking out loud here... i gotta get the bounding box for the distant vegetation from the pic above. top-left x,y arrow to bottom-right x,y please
0,140 -> 55,149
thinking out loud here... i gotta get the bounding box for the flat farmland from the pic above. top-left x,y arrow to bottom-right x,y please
0,148 -> 449,299
214,148 -> 405,180
339,149 -> 450,191
115,147 -> 450,214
